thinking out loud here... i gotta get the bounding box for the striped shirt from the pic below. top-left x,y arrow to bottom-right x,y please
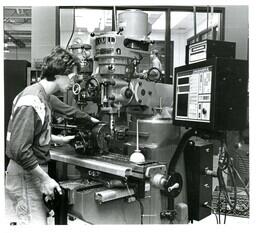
6,83 -> 52,170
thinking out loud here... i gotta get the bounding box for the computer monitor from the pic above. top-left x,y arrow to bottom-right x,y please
173,57 -> 248,131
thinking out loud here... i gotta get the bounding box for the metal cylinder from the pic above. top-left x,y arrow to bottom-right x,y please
118,9 -> 149,40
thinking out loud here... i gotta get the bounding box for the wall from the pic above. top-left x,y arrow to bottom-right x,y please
31,6 -> 56,68
172,31 -> 187,69
223,5 -> 248,60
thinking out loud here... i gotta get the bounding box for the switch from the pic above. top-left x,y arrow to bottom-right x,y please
202,108 -> 207,115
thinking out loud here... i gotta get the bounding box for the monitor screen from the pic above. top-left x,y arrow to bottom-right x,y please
175,66 -> 212,123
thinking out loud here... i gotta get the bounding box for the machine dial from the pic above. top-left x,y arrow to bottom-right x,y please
92,123 -> 111,153
85,77 -> 100,99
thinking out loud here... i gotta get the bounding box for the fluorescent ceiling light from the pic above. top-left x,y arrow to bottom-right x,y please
171,12 -> 190,28
150,12 -> 190,30
75,9 -> 111,32
151,13 -> 165,30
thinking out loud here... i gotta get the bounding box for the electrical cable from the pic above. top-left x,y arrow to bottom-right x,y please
166,128 -> 196,220
168,128 -> 221,222
174,129 -> 225,174
224,202 -> 227,224
218,140 -> 229,171
66,7 -> 76,50
167,128 -> 248,223
224,144 -> 240,211
218,190 -> 221,224
226,144 -> 249,195
168,128 -> 244,223
204,204 -> 219,224
217,165 -> 237,212
228,164 -> 237,211
216,213 -> 220,224
168,128 -> 196,174
216,139 -> 249,221
233,166 -> 249,197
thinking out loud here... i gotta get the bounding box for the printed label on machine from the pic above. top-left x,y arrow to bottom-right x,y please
189,41 -> 207,64
175,66 -> 212,123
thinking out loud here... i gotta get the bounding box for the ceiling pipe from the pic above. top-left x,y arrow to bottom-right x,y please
4,30 -> 26,48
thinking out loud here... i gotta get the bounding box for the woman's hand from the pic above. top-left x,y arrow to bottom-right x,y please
30,165 -> 62,200
51,134 -> 75,145
40,176 -> 62,200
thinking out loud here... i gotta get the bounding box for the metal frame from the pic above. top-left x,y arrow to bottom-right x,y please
187,25 -> 219,44
55,6 -> 225,84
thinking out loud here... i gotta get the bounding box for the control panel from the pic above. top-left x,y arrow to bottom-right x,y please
175,66 -> 212,123
173,57 -> 248,130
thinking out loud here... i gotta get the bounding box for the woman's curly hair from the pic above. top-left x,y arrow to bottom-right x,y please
40,46 -> 81,81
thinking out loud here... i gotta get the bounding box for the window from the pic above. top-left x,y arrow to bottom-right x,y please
59,8 -> 112,48
171,11 -> 222,71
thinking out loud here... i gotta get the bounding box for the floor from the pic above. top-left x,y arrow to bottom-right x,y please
67,214 -> 250,225
192,214 -> 249,224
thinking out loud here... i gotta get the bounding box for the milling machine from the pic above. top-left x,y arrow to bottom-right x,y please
50,9 -> 199,224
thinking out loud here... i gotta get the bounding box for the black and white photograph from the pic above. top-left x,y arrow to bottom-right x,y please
1,0 -> 254,230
